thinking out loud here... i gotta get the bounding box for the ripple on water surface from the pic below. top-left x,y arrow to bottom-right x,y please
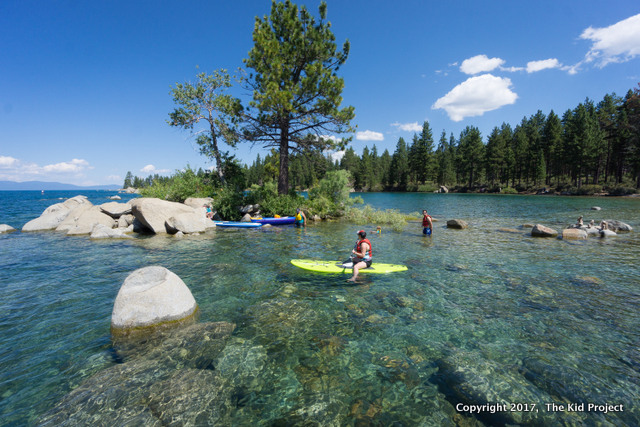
1,192 -> 639,425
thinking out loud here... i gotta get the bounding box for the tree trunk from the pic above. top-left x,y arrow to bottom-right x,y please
277,125 -> 290,195
209,116 -> 225,185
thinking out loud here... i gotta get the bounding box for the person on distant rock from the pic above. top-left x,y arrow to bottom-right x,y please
295,208 -> 306,226
576,216 -> 584,228
588,219 -> 595,228
204,204 -> 214,220
598,220 -> 608,231
347,230 -> 372,282
422,209 -> 433,236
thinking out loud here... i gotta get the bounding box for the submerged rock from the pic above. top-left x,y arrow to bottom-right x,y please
446,219 -> 468,229
111,266 -> 198,334
431,351 -> 561,426
41,322 -> 236,426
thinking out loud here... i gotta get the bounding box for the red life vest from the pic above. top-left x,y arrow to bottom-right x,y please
356,238 -> 372,260
422,214 -> 432,227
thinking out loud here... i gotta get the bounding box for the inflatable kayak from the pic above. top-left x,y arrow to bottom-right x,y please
291,259 -> 408,274
251,216 -> 296,225
214,221 -> 263,228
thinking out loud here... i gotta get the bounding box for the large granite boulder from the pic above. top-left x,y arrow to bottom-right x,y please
562,228 -> 588,240
165,212 -> 208,234
111,266 -> 198,334
22,195 -> 90,231
55,203 -> 95,232
603,220 -> 632,232
63,206 -> 117,235
531,224 -> 558,237
130,198 -> 196,234
447,219 -> 468,229
91,224 -> 133,239
241,213 -> 252,222
0,224 -> 16,233
100,201 -> 132,218
183,197 -> 213,209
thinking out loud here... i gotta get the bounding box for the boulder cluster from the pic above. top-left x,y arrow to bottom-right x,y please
16,196 -> 219,238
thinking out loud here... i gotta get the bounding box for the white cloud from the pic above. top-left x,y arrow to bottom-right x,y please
432,74 -> 518,122
106,175 -> 122,182
140,164 -> 171,175
581,13 -> 640,67
42,158 -> 91,173
0,156 -> 19,167
460,55 -> 505,75
0,157 -> 94,182
356,130 -> 384,141
527,58 -> 562,73
391,122 -> 422,132
328,150 -> 345,162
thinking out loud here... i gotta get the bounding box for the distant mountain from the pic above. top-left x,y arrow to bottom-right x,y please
0,181 -> 121,191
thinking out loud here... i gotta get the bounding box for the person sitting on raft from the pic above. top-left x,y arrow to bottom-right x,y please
348,230 -> 372,282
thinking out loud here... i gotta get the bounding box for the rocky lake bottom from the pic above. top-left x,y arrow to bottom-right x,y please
1,191 -> 639,425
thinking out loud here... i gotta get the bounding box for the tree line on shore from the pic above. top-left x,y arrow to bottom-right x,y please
125,85 -> 640,197
123,0 -> 639,197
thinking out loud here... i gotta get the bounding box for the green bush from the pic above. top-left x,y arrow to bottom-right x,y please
139,166 -> 212,202
309,170 -> 353,206
606,185 -> 637,196
501,186 -> 518,194
344,205 -> 408,232
211,186 -> 245,220
417,182 -> 439,192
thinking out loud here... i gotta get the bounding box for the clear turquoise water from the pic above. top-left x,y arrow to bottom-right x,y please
1,191 -> 639,425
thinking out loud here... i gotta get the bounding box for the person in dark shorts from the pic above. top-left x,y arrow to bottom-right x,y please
422,210 -> 433,235
347,230 -> 372,282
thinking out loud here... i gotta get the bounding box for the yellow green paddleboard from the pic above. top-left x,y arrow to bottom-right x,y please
291,259 -> 408,274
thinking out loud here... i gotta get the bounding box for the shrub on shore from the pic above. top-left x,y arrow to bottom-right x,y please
344,205 -> 408,232
139,167 -> 212,202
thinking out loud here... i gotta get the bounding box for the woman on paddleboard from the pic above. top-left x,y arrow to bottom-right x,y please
348,230 -> 372,282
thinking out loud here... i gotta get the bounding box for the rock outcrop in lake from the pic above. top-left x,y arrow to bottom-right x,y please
0,224 -> 16,233
111,266 -> 198,334
531,224 -> 558,237
562,228 -> 588,240
22,195 -> 91,231
130,198 -> 198,234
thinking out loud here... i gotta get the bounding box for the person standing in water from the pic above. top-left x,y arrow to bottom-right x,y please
348,230 -> 372,282
295,208 -> 306,226
422,209 -> 433,235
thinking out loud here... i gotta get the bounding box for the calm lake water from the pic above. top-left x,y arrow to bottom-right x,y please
1,191 -> 639,425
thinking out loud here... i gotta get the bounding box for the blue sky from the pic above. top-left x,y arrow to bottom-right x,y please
1,1 -> 639,186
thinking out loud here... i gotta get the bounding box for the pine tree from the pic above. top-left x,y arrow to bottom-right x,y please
242,0 -> 355,194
